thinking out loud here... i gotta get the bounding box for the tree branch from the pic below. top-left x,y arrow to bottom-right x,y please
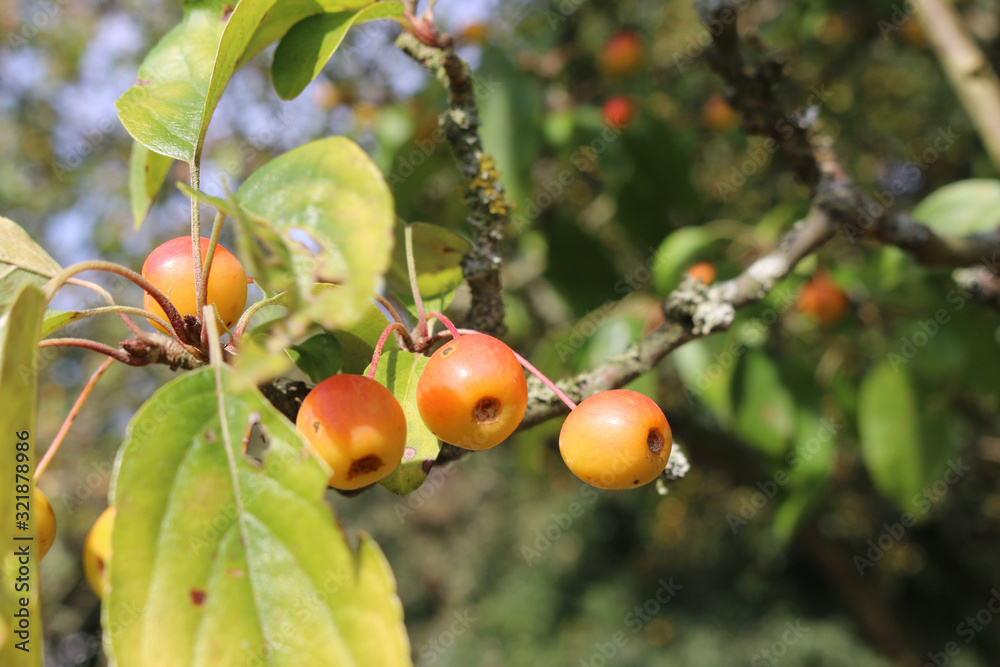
916,0 -> 1000,173
397,28 -> 512,336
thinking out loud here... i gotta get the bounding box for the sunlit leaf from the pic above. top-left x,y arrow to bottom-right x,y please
772,409 -> 837,543
387,221 -> 470,304
366,350 -> 440,495
272,2 -> 406,101
0,217 -> 61,316
913,179 -> 1000,235
117,0 -> 373,161
0,285 -> 45,666
106,364 -> 411,666
234,137 -> 396,330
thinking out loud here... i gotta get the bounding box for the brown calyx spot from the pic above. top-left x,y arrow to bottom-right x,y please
347,455 -> 384,480
647,428 -> 664,455
473,397 -> 501,424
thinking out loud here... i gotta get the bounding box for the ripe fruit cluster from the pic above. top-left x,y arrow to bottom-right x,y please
295,333 -> 529,490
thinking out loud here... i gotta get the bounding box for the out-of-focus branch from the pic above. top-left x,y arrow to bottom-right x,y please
916,0 -> 1000,173
520,208 -> 837,428
397,24 -> 512,337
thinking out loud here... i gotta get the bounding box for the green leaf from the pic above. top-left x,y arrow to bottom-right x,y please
272,2 -> 406,101
331,304 -> 398,374
234,137 -> 396,330
366,350 -> 440,495
858,363 -> 923,512
912,179 -> 1000,235
651,226 -> 719,296
41,309 -> 85,337
117,0 -> 372,161
733,350 -> 796,458
0,285 -> 45,666
0,217 -> 62,316
671,338 -> 733,425
772,410 -> 837,543
129,142 -> 174,229
287,332 -> 343,383
388,222 -> 470,304
106,365 -> 411,666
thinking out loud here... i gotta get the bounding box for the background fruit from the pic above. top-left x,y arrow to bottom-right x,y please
296,374 -> 408,490
602,96 -> 636,128
687,261 -> 716,284
559,389 -> 672,489
84,506 -> 115,598
701,93 -> 740,132
141,236 -> 248,334
417,334 -> 528,450
601,31 -> 643,76
36,488 -> 56,559
797,274 -> 850,327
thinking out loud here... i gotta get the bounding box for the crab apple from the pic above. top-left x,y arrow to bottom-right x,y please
701,93 -> 740,133
559,389 -> 672,490
141,236 -> 248,335
687,262 -> 716,284
602,31 -> 643,76
84,506 -> 115,598
35,488 -> 56,560
603,96 -> 636,128
416,334 -> 528,451
296,374 -> 407,490
797,274 -> 849,327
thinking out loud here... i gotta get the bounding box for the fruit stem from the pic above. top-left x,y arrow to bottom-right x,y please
38,338 -> 144,366
367,322 -> 411,379
35,357 -> 114,481
43,261 -> 193,345
190,160 -> 205,336
427,312 -> 460,339
198,210 -> 225,350
404,223 -> 429,341
456,327 -> 578,411
66,277 -> 148,339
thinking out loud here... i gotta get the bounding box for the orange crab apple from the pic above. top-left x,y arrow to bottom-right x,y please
602,31 -> 643,76
141,236 -> 248,335
416,334 -> 528,451
687,262 -> 716,284
559,390 -> 672,490
797,274 -> 850,327
296,374 -> 408,490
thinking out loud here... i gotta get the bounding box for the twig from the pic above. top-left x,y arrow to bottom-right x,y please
916,0 -> 1000,172
39,338 -> 139,365
34,358 -> 114,480
397,29 -> 512,336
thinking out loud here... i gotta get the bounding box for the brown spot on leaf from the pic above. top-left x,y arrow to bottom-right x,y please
96,556 -> 105,574
190,589 -> 207,605
647,429 -> 664,455
421,459 -> 435,474
473,397 -> 500,424
221,4 -> 234,21
347,455 -> 383,480
226,568 -> 245,578
136,78 -> 153,86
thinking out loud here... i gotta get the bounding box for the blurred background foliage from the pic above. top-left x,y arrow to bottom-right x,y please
3,0 -> 1000,664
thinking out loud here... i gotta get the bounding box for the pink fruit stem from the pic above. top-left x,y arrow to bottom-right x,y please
455,328 -> 578,411
426,312 -> 461,339
367,322 -> 411,379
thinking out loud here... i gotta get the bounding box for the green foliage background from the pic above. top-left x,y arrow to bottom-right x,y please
4,0 -> 1000,664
